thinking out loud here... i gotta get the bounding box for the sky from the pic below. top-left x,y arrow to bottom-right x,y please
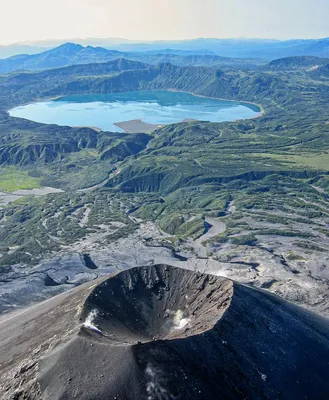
0,0 -> 328,45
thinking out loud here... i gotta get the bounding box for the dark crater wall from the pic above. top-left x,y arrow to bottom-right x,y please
81,264 -> 233,342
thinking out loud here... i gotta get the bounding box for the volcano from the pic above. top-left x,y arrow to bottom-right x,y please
1,265 -> 329,399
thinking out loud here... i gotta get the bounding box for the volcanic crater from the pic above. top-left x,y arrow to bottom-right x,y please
81,265 -> 233,343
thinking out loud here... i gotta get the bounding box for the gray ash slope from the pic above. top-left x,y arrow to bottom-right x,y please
1,265 -> 329,400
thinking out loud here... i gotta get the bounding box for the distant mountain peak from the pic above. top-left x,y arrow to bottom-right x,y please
49,42 -> 84,55
57,42 -> 83,50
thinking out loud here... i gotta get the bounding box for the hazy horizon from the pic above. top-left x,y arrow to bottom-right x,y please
0,0 -> 328,45
3,35 -> 329,47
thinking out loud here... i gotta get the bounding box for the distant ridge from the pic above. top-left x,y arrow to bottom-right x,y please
2,37 -> 329,73
0,43 -> 127,73
0,43 -> 264,73
33,58 -> 151,78
266,56 -> 329,70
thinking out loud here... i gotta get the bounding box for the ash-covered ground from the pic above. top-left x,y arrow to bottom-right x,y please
1,265 -> 329,400
1,194 -> 329,399
1,217 -> 329,319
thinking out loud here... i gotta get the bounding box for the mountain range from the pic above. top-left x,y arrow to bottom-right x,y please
0,43 -> 267,73
2,37 -> 329,60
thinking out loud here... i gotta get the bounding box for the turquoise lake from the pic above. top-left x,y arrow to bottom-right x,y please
9,90 -> 260,132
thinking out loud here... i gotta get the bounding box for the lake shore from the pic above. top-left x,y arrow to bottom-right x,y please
165,88 -> 264,118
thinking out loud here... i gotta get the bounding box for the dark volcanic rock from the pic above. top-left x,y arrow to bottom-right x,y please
0,265 -> 329,399
80,265 -> 232,342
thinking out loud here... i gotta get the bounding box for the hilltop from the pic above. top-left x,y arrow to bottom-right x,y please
0,43 -> 126,73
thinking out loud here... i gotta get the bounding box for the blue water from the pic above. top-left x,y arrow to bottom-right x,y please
9,90 -> 260,132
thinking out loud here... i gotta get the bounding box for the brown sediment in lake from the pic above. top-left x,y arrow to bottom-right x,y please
114,119 -> 165,134
115,118 -> 199,134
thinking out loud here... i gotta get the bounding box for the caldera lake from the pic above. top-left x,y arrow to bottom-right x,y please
9,90 -> 261,133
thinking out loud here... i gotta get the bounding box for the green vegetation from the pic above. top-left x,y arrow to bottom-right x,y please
215,233 -> 258,246
0,168 -> 41,192
286,252 -> 307,261
254,152 -> 329,171
2,56 -> 329,265
159,214 -> 206,239
0,189 -> 157,266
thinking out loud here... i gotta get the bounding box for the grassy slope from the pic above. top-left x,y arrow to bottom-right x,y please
0,167 -> 41,192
